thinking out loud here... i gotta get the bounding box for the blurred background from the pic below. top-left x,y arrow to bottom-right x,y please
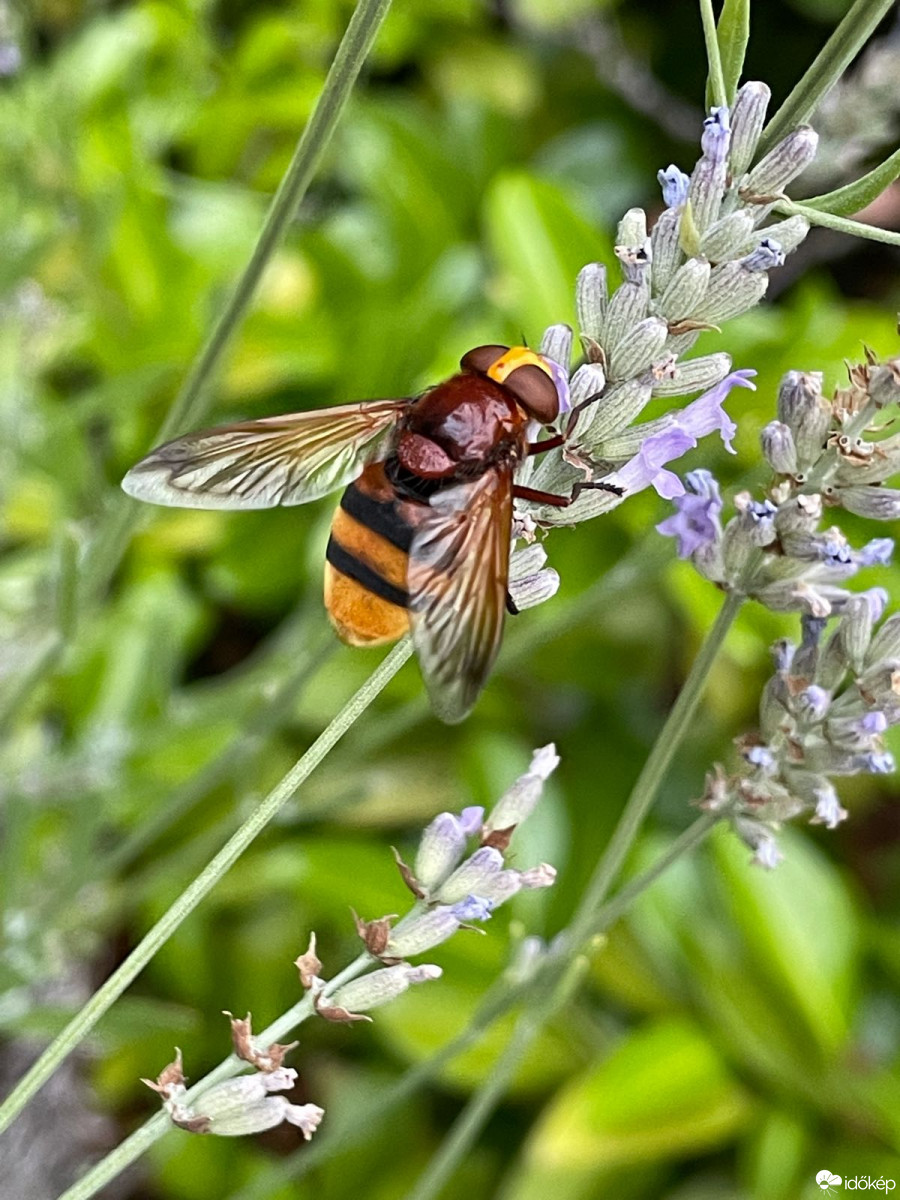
1,0 -> 899,1197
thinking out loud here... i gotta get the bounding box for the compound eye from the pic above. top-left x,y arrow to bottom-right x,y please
460,344 -> 509,375
503,364 -> 560,424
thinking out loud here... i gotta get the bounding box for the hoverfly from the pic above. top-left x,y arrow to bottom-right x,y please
123,344 -> 615,722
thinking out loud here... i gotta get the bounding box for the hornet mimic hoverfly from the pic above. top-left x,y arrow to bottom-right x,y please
122,344 -> 618,722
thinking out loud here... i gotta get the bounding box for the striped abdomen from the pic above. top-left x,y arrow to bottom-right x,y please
325,462 -> 424,646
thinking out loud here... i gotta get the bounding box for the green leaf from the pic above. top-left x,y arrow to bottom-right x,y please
716,0 -> 750,104
758,0 -> 896,155
710,826 -> 859,1053
800,146 -> 900,215
775,199 -> 900,247
501,1018 -> 754,1200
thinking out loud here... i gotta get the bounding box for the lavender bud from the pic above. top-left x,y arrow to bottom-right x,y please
740,237 -> 785,272
858,538 -> 894,568
862,588 -> 889,623
578,377 -> 653,445
728,81 -> 771,175
855,750 -> 896,774
654,258 -> 711,322
415,813 -> 469,892
649,207 -> 683,296
753,214 -> 809,253
575,264 -> 608,340
330,964 -> 442,1013
690,107 -> 731,234
776,370 -> 831,468
839,595 -> 875,671
745,744 -> 778,773
482,744 -> 559,839
815,629 -> 849,691
507,565 -> 560,611
603,281 -> 649,353
825,710 -> 887,750
809,783 -> 848,830
836,486 -> 900,522
518,863 -> 557,889
855,662 -> 900,710
607,316 -> 669,381
774,493 -> 822,535
435,846 -> 504,904
187,1070 -> 324,1139
387,908 -> 461,956
735,817 -> 783,868
617,207 -> 648,250
743,126 -> 819,198
760,420 -> 798,474
649,352 -> 732,397
568,362 -> 607,410
867,358 -> 900,408
698,211 -> 755,263
866,613 -> 900,667
772,637 -> 796,672
657,164 -> 690,208
453,894 -> 495,921
796,685 -> 830,722
695,261 -> 769,324
539,324 -> 573,375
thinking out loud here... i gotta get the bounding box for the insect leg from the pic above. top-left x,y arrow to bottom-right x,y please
512,481 -> 624,508
526,434 -> 565,456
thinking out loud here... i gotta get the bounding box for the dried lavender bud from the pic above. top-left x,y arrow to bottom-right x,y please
867,357 -> 900,408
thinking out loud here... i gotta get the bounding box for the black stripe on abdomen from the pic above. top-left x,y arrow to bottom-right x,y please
340,480 -> 415,552
326,537 -> 410,609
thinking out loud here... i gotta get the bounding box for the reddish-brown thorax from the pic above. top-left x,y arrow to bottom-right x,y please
396,372 -> 529,479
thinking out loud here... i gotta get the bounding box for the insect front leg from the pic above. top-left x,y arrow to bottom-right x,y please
512,481 -> 624,508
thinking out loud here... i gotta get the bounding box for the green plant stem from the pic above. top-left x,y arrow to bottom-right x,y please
758,0 -> 895,155
55,953 -> 374,1200
78,0 -> 393,610
400,811 -> 721,1200
566,588 -> 742,947
775,199 -> 900,247
0,638 -> 412,1140
699,0 -> 728,109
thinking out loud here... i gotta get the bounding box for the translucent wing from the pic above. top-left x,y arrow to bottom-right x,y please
121,400 -> 408,509
408,467 -> 513,724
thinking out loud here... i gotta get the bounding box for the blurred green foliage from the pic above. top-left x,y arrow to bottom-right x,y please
1,0 -> 899,1197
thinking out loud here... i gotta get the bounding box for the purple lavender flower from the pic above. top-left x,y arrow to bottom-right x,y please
453,895 -> 494,922
656,489 -> 722,558
856,711 -> 888,735
741,238 -> 785,272
612,428 -> 696,498
858,538 -> 894,568
657,164 -> 690,207
675,370 -> 756,453
701,106 -> 731,165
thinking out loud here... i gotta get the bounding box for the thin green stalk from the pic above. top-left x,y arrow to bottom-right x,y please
757,0 -> 895,155
0,638 -> 413,1139
227,814 -> 721,1200
403,957 -> 589,1200
699,0 -> 728,109
567,589 -> 743,947
56,952 -> 374,1200
775,199 -> 900,248
78,0 -> 393,610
